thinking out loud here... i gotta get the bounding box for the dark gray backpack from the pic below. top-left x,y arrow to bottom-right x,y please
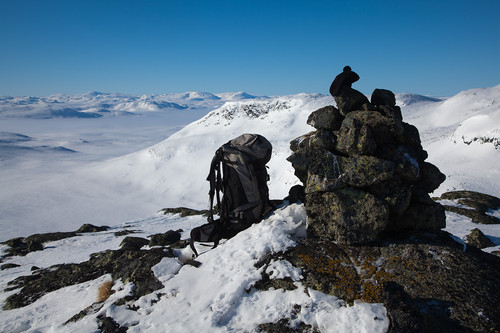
190,134 -> 273,257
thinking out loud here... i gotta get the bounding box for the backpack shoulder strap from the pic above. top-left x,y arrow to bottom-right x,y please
206,148 -> 224,223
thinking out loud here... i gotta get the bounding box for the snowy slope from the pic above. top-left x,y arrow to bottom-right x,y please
78,93 -> 329,216
0,92 -> 271,239
83,85 -> 500,221
0,86 -> 500,332
0,204 -> 389,332
0,86 -> 499,241
400,84 -> 500,196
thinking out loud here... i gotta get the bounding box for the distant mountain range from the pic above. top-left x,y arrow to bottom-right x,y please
0,91 -> 267,119
0,85 -> 499,239
79,85 -> 500,216
0,90 -> 448,119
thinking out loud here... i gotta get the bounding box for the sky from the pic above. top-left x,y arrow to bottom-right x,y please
1,0 -> 499,97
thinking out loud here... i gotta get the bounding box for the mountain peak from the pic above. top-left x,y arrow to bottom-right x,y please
395,93 -> 443,106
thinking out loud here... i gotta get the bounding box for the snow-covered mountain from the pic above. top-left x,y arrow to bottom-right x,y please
83,93 -> 329,212
0,86 -> 500,332
399,84 -> 500,196
0,91 -> 264,119
1,86 -> 500,240
394,92 -> 443,106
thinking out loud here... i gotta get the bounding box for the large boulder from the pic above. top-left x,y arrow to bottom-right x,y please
368,176 -> 412,216
371,88 -> 396,106
305,172 -> 345,194
334,87 -> 370,115
306,105 -> 343,131
338,155 -> 395,188
306,188 -> 389,245
281,231 -> 500,332
290,130 -> 336,153
342,110 -> 404,145
393,200 -> 446,233
335,123 -> 376,155
289,151 -> 396,190
287,149 -> 340,184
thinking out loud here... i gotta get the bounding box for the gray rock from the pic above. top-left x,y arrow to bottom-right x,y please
76,224 -> 109,233
287,149 -> 340,184
368,176 -> 412,216
342,110 -> 403,145
306,187 -> 389,244
159,207 -> 208,217
1,263 -> 21,270
284,185 -> 305,204
439,190 -> 500,225
305,172 -> 345,194
376,145 -> 425,183
371,88 -> 396,106
284,231 -> 500,332
120,236 -> 149,250
335,124 -> 376,155
290,130 -> 336,153
378,105 -> 403,122
306,105 -> 343,131
334,87 -> 370,115
465,228 -> 495,249
4,248 -> 174,310
394,200 -> 446,233
440,190 -> 500,212
338,155 -> 395,188
393,149 -> 421,183
418,162 -> 446,193
288,88 -> 448,244
149,230 -> 182,247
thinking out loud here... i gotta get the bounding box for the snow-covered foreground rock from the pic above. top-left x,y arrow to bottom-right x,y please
0,204 -> 389,332
1,200 -> 498,332
125,205 -> 387,333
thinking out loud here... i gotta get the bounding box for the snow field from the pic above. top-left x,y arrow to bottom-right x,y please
1,86 -> 499,331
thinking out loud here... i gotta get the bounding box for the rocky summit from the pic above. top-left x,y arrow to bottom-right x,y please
288,88 -> 446,245
283,88 -> 500,332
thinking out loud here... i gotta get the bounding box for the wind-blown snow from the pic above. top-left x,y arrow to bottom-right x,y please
452,114 -> 500,148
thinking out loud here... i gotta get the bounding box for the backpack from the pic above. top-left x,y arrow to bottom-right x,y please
190,134 -> 273,257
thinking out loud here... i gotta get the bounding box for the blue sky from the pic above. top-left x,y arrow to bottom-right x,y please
1,0 -> 499,97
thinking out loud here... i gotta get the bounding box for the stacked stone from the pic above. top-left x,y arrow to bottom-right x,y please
287,88 -> 446,245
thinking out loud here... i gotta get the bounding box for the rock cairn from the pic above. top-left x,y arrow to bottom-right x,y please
287,88 -> 446,244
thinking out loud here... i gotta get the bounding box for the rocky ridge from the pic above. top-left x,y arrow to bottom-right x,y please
282,87 -> 500,332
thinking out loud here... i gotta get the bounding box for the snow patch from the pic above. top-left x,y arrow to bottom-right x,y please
452,114 -> 500,149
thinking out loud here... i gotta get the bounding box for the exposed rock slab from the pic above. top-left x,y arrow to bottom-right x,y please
282,231 -> 500,332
